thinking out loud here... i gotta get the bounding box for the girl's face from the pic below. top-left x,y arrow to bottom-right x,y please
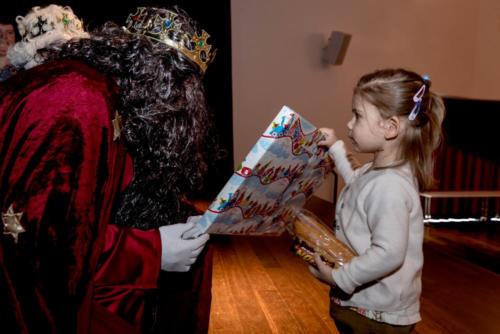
347,95 -> 386,153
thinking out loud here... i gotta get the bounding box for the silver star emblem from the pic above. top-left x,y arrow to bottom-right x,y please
112,111 -> 122,141
2,204 -> 25,243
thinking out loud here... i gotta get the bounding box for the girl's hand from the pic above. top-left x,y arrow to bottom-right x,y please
317,128 -> 338,148
308,253 -> 336,286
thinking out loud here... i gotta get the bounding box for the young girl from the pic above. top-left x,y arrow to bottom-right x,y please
311,69 -> 445,333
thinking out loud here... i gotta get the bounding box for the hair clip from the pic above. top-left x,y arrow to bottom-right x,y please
408,83 -> 426,121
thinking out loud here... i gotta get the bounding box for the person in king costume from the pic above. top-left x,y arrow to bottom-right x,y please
0,5 -> 218,334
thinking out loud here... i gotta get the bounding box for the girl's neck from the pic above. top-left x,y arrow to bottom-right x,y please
372,147 -> 401,168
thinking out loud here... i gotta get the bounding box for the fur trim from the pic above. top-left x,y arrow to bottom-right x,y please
8,4 -> 89,69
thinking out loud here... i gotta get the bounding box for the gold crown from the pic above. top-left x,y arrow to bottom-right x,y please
124,7 -> 215,73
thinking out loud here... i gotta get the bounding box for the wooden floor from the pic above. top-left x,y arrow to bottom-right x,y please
207,198 -> 500,334
417,223 -> 500,334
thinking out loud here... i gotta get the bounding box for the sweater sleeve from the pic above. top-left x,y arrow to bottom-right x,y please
92,224 -> 161,329
328,140 -> 359,184
95,225 -> 161,287
331,174 -> 412,294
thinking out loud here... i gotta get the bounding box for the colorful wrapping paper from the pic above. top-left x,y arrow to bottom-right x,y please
194,106 -> 333,235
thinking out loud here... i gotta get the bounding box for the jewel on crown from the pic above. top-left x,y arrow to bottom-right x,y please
124,7 -> 215,73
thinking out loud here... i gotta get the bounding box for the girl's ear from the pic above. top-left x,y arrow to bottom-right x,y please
383,116 -> 400,140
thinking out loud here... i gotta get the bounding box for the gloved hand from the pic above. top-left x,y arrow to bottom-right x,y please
159,219 -> 209,272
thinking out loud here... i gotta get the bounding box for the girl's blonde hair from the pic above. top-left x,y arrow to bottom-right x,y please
354,69 -> 445,190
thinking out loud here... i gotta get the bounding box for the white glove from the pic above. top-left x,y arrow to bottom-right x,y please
182,215 -> 204,239
159,220 -> 209,272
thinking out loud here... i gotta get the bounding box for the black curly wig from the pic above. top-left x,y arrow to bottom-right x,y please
47,6 -> 218,229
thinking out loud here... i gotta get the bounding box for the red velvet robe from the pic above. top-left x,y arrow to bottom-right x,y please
0,60 -> 212,333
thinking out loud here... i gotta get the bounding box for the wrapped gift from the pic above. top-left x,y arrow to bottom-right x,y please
190,106 -> 333,236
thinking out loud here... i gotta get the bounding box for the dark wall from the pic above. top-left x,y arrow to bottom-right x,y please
442,97 -> 499,163
4,1 -> 234,198
432,97 -> 500,218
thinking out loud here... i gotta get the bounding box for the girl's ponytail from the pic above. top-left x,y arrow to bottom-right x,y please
411,92 -> 445,190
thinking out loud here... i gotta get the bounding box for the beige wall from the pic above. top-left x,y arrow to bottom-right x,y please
230,0 -> 500,201
471,0 -> 500,98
